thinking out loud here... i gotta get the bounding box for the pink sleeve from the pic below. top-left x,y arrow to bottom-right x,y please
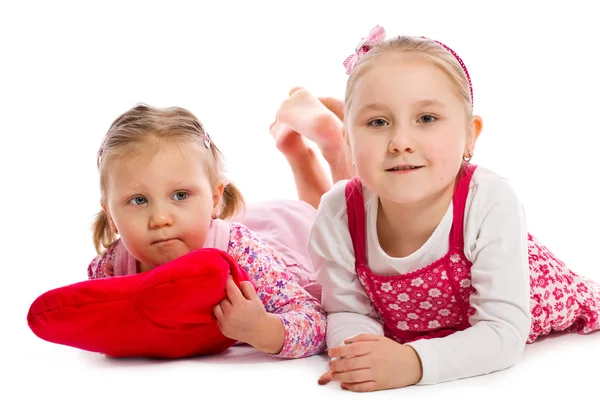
228,223 -> 327,359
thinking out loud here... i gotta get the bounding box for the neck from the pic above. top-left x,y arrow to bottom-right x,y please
377,181 -> 455,257
137,261 -> 153,273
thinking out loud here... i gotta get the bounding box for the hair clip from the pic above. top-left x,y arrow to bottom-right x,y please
343,25 -> 386,75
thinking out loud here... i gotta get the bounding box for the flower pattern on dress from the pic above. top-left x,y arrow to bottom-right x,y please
357,251 -> 475,344
227,223 -> 327,358
526,233 -> 600,342
345,163 -> 600,351
87,243 -> 117,279
355,235 -> 600,346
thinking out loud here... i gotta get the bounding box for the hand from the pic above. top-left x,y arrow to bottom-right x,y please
213,276 -> 268,346
317,334 -> 423,392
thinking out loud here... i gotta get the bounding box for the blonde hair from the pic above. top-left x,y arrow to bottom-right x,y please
92,104 -> 245,255
344,35 -> 473,119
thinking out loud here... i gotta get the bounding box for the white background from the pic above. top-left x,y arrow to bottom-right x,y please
1,1 -> 599,399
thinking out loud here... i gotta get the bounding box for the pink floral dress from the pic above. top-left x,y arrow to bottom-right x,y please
344,164 -> 600,344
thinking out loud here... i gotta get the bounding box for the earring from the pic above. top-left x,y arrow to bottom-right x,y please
463,150 -> 473,163
211,212 -> 218,220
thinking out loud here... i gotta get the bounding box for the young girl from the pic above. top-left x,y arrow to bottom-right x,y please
271,26 -> 600,391
87,104 -> 326,359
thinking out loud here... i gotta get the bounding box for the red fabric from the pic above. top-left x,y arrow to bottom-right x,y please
27,248 -> 251,358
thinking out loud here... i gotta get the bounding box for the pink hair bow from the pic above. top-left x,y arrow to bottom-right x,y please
343,25 -> 386,75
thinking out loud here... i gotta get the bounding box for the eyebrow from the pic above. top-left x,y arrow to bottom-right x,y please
357,103 -> 389,113
413,99 -> 446,108
357,100 -> 446,114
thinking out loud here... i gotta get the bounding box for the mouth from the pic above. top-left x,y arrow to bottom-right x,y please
385,165 -> 424,172
151,238 -> 179,245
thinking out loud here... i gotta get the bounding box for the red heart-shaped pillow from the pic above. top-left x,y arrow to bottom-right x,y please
27,248 -> 250,358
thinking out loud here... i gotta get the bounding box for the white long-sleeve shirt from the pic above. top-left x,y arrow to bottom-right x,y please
308,166 -> 532,385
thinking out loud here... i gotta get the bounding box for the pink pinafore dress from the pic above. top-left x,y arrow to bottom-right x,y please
344,164 -> 600,344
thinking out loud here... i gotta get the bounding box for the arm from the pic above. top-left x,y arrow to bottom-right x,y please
228,223 -> 327,359
307,190 -> 384,349
407,178 -> 531,385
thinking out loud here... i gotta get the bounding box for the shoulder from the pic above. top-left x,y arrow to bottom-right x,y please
468,165 -> 523,213
316,179 -> 350,222
315,178 -> 379,224
87,240 -> 120,279
464,165 -> 527,242
228,221 -> 258,244
227,222 -> 281,259
309,180 -> 372,271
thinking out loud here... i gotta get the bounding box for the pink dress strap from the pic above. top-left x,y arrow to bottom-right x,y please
344,177 -> 368,266
449,164 -> 477,249
344,164 -> 478,262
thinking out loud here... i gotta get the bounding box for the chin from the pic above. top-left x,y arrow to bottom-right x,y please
143,253 -> 184,269
373,181 -> 425,204
382,192 -> 429,206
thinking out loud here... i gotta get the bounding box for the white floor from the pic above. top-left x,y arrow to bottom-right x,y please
6,327 -> 600,399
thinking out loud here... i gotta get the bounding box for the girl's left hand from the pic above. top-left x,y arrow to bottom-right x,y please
213,275 -> 268,345
318,334 -> 423,392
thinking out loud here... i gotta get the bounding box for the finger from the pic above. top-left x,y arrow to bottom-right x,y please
344,334 -> 382,344
213,304 -> 224,322
341,381 -> 378,393
329,354 -> 370,372
332,368 -> 373,384
225,275 -> 245,305
328,342 -> 372,359
239,281 -> 259,302
219,297 -> 233,314
317,370 -> 333,385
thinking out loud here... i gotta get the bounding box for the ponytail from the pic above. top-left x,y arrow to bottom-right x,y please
220,182 -> 246,220
92,209 -> 116,255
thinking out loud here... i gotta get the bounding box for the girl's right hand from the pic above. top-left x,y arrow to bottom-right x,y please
318,334 -> 423,392
318,370 -> 334,386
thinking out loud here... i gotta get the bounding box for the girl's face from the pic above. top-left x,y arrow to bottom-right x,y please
345,52 -> 481,207
102,141 -> 222,271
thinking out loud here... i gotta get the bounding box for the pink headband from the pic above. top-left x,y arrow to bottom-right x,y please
343,25 -> 474,106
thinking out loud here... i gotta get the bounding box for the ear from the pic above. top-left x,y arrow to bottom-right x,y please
101,202 -> 118,234
466,115 -> 483,154
341,127 -> 357,175
212,182 -> 225,215
342,127 -> 350,147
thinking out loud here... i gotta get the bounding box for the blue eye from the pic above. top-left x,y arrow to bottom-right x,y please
129,196 -> 147,205
368,119 -> 388,127
173,192 -> 188,201
418,115 -> 436,123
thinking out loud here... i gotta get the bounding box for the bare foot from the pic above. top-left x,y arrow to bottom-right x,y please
269,119 -> 311,162
276,87 -> 345,161
318,96 -> 344,123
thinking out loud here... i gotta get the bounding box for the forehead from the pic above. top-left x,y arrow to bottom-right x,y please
106,141 -> 209,189
351,52 -> 461,107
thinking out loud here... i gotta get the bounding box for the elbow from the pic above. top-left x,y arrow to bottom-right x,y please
506,330 -> 527,368
485,319 -> 528,369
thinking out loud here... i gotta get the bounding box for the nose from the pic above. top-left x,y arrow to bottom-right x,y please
388,124 -> 416,154
148,204 -> 174,229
